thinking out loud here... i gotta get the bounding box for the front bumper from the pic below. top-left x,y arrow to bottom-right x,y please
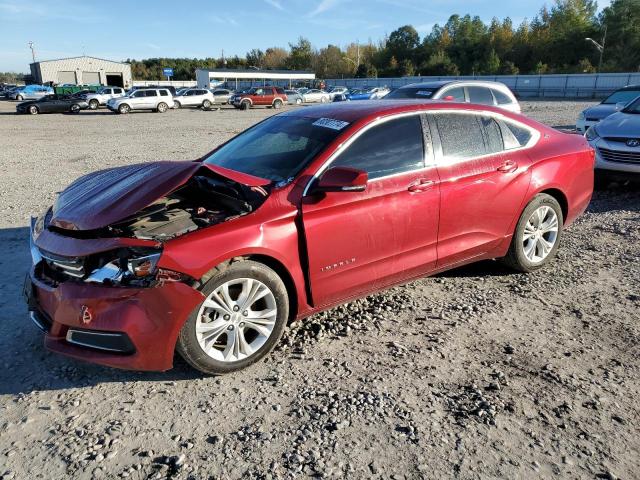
25,265 -> 204,371
576,118 -> 599,133
591,139 -> 640,174
26,221 -> 205,371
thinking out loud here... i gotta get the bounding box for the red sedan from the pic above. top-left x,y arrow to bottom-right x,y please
25,101 -> 594,374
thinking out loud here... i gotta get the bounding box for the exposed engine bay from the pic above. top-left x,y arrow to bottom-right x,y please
34,168 -> 270,287
109,173 -> 269,240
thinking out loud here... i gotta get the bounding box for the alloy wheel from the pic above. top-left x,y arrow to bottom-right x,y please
522,206 -> 559,263
195,278 -> 277,362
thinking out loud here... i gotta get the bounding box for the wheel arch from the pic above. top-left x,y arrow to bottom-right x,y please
198,254 -> 299,323
538,187 -> 568,224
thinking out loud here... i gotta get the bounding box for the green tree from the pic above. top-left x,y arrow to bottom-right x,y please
600,0 -> 640,71
287,37 -> 313,70
246,49 -> 264,68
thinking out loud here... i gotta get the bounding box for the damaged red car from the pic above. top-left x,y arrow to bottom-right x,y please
25,101 -> 594,374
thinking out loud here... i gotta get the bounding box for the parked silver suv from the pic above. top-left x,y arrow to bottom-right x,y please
107,88 -> 175,114
85,87 -> 125,110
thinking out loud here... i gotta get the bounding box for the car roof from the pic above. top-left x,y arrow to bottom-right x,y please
619,84 -> 640,90
398,80 -> 510,90
282,99 -> 534,126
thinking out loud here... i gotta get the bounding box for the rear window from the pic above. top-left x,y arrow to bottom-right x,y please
275,87 -> 285,94
500,122 -> 532,148
467,87 -> 495,105
385,87 -> 436,99
159,90 -> 169,96
434,113 -> 486,159
492,89 -> 513,105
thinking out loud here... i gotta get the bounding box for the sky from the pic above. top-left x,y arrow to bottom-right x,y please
0,0 -> 612,73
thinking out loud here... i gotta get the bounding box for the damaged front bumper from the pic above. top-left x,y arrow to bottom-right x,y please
26,218 -> 205,371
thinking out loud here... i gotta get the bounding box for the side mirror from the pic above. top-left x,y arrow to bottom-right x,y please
615,102 -> 627,110
314,167 -> 368,193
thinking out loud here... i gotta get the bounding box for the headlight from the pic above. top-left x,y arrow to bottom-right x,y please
578,112 -> 585,121
127,253 -> 161,278
585,125 -> 600,142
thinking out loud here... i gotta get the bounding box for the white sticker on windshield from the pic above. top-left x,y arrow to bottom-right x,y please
313,118 -> 350,130
416,90 -> 432,96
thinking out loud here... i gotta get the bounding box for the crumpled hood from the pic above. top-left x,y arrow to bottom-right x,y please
583,103 -> 620,120
50,161 -> 202,231
49,161 -> 272,231
595,111 -> 640,138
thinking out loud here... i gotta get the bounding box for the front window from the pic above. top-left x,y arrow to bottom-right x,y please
203,116 -> 343,182
386,87 -> 436,99
603,89 -> 640,105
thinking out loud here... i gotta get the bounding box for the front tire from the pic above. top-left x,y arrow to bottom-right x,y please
70,104 -> 81,114
202,99 -> 211,109
174,101 -> 181,109
296,98 -> 302,105
89,99 -> 99,110
16,95 -> 23,101
177,260 -> 289,375
501,194 -> 563,272
28,105 -> 38,115
240,100 -> 250,110
118,104 -> 130,114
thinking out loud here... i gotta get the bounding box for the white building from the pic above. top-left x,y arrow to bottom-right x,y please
30,56 -> 132,88
196,68 -> 315,90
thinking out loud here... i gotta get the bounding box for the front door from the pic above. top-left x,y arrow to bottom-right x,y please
429,112 -> 534,268
301,114 -> 440,307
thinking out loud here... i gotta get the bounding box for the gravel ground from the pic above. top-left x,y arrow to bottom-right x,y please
0,99 -> 638,480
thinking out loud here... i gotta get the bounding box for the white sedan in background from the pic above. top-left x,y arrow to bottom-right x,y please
302,89 -> 330,103
173,88 -> 215,109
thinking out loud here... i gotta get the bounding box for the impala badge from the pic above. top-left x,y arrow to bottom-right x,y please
321,258 -> 356,272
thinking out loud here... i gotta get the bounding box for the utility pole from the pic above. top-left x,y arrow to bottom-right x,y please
356,39 -> 360,67
28,41 -> 36,63
585,25 -> 607,72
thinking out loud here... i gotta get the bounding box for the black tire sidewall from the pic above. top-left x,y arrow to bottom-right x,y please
118,104 -> 129,114
89,100 -> 99,109
177,260 -> 289,375
29,105 -> 38,114
507,194 -> 564,272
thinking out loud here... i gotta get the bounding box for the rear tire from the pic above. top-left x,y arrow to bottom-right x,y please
16,95 -> 23,101
240,100 -> 250,110
157,102 -> 168,113
176,260 -> 289,375
501,194 -> 563,273
118,104 -> 130,114
89,99 -> 99,110
174,101 -> 181,109
296,98 -> 302,105
273,99 -> 283,109
28,105 -> 38,115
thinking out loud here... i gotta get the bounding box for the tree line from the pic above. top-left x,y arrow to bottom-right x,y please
70,0 -> 640,81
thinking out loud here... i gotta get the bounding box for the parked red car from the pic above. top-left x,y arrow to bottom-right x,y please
25,101 -> 594,374
231,86 -> 287,110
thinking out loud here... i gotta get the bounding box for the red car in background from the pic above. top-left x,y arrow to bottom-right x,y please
230,86 -> 287,110
25,101 -> 594,374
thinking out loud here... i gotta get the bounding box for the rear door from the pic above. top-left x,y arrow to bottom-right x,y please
429,111 -> 534,268
143,89 -> 158,109
301,114 -> 440,307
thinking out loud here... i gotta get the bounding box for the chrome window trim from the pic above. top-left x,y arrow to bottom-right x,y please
303,108 -> 540,196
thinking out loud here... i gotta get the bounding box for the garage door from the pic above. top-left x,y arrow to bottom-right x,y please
82,71 -> 100,84
58,71 -> 77,84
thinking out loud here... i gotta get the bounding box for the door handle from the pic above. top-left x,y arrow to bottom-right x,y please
497,160 -> 518,173
408,179 -> 434,192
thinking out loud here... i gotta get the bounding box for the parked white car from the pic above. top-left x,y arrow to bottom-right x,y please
173,88 -> 215,109
106,88 -> 174,114
302,89 -> 330,103
385,80 -> 521,113
85,87 -> 126,110
210,88 -> 234,105
327,86 -> 349,100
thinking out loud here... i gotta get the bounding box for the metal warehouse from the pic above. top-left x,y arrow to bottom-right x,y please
29,56 -> 132,88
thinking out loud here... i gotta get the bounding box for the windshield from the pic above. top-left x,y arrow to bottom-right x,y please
386,87 -> 436,99
622,97 -> 640,114
203,116 -> 343,182
603,89 -> 640,105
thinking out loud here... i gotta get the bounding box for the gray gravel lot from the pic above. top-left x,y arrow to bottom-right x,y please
0,99 -> 638,480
